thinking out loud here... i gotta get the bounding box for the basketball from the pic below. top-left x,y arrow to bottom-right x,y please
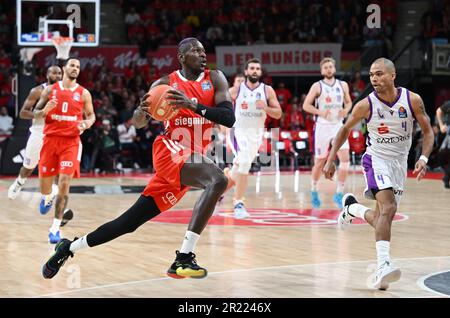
145,84 -> 179,121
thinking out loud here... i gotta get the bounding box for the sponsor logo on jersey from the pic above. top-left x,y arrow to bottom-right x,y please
336,94 -> 342,102
61,161 -> 74,168
336,87 -> 340,92
201,81 -> 212,91
377,123 -> 390,134
51,114 -> 78,122
376,133 -> 411,144
241,101 -> 248,109
325,96 -> 332,103
389,109 -> 394,115
398,106 -> 407,118
174,117 -> 211,126
172,82 -> 178,89
239,111 -> 264,118
377,108 -> 385,119
256,92 -> 261,100
73,92 -> 81,101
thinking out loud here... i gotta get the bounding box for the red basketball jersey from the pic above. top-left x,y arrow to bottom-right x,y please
165,69 -> 215,153
44,81 -> 85,137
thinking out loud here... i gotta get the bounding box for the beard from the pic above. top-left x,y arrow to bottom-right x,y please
247,75 -> 260,83
324,73 -> 335,80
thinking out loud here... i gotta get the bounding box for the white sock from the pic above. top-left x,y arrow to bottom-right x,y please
311,180 -> 318,191
348,203 -> 370,220
376,240 -> 391,267
42,193 -> 54,205
336,182 -> 345,193
180,230 -> 200,254
17,176 -> 27,184
49,218 -> 61,234
70,235 -> 90,253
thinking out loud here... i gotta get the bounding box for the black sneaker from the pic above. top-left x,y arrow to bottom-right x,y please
167,251 -> 207,279
42,238 -> 74,279
60,209 -> 74,227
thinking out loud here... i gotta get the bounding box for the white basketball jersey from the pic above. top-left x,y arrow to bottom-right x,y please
366,87 -> 415,160
315,79 -> 344,124
29,83 -> 47,134
233,82 -> 267,129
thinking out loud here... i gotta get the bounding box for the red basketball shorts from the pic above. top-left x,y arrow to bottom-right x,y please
142,135 -> 193,212
39,135 -> 82,178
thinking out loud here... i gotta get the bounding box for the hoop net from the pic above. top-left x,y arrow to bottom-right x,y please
52,36 -> 74,60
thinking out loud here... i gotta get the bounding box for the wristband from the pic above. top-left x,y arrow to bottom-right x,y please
419,155 -> 428,164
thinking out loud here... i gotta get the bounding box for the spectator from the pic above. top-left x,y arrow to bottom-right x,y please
0,106 -> 13,142
91,119 -> 121,173
125,7 -> 140,25
117,118 -> 141,169
275,82 -> 293,112
350,70 -> 366,100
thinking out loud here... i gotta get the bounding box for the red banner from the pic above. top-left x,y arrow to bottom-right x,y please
34,45 -> 180,75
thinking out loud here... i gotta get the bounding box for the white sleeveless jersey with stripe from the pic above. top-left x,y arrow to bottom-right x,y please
234,82 -> 267,129
315,79 -> 345,124
29,83 -> 47,134
366,87 -> 415,160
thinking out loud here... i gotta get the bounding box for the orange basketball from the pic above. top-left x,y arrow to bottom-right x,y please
145,84 -> 179,121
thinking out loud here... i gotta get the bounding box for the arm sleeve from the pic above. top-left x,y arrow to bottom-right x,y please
194,100 -> 236,128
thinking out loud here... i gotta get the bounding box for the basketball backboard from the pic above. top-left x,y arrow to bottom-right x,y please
17,0 -> 100,47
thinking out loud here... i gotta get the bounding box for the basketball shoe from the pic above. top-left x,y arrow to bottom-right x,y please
310,190 -> 321,208
369,261 -> 401,290
42,238 -> 74,279
234,202 -> 250,219
61,209 -> 74,227
167,250 -> 207,279
8,178 -> 25,200
40,184 -> 58,215
337,193 -> 357,230
333,192 -> 344,209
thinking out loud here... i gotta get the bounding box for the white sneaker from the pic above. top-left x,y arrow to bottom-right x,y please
369,261 -> 401,290
8,179 -> 25,200
337,193 -> 357,230
234,202 -> 250,219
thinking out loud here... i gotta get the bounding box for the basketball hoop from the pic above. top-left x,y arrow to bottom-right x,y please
52,36 -> 73,60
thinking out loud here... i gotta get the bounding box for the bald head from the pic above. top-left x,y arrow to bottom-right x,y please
46,65 -> 62,84
372,58 -> 396,74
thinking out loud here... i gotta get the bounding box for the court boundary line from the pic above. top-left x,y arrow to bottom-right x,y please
34,255 -> 450,298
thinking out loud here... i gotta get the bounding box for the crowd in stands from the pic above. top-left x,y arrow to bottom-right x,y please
120,0 -> 397,53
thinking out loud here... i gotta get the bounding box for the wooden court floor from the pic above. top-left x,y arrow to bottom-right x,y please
0,170 -> 449,298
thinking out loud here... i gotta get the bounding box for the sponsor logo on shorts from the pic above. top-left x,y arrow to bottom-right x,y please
165,192 -> 177,205
393,189 -> 404,196
60,161 -> 74,168
376,133 -> 410,144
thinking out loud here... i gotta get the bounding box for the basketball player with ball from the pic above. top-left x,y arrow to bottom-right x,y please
42,38 -> 235,280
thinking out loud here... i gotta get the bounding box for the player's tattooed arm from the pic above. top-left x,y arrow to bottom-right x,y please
34,86 -> 55,119
133,76 -> 170,129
